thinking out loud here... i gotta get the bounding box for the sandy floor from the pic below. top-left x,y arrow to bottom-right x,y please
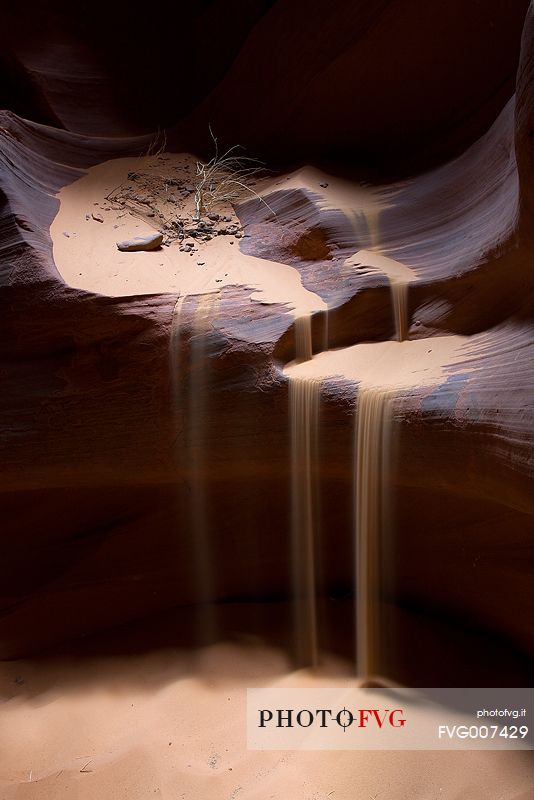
51,153 -> 327,316
50,154 -> 416,313
0,644 -> 532,800
284,333 -> 470,390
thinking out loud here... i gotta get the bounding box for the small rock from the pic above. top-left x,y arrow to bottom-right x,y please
197,261 -> 205,266
207,213 -> 220,221
85,213 -> 90,221
319,182 -> 329,188
62,231 -> 70,237
116,232 -> 163,252
92,212 -> 104,223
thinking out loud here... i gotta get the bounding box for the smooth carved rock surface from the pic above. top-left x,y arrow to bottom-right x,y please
0,2 -> 533,679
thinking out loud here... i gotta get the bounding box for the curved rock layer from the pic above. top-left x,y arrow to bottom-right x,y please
0,0 -> 530,170
0,3 -> 533,686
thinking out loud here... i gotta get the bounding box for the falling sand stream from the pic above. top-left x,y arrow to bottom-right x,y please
391,281 -> 409,342
354,271 -> 411,678
170,292 -> 220,646
288,243 -> 415,673
355,386 -> 395,679
285,268 -> 470,679
188,294 -> 220,643
289,314 -> 321,666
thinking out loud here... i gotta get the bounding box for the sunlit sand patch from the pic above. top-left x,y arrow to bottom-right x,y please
284,335 -> 470,389
51,154 -> 326,316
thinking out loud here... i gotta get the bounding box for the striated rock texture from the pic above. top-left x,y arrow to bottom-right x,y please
0,0 -> 533,686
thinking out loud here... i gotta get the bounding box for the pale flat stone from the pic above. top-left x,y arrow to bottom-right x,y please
116,232 -> 163,252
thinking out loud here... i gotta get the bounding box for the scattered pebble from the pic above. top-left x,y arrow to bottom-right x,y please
197,262 -> 205,266
62,231 -> 70,237
91,212 -> 104,223
319,182 -> 329,188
